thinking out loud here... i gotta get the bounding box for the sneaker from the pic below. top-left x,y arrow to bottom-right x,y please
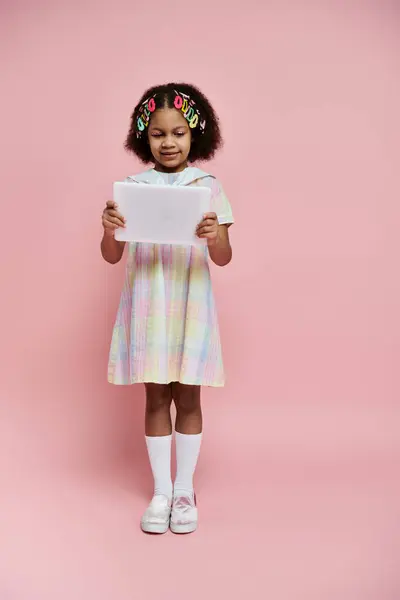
141,495 -> 171,534
170,493 -> 198,534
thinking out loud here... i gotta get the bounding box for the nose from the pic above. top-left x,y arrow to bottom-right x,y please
161,134 -> 176,148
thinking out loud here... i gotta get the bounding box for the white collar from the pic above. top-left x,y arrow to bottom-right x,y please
127,166 -> 213,186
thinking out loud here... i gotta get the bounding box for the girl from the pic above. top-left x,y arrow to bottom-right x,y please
101,82 -> 234,534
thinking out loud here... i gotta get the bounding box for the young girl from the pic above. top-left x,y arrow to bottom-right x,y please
101,82 -> 234,534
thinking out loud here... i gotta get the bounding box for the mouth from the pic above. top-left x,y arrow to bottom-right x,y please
161,152 -> 179,160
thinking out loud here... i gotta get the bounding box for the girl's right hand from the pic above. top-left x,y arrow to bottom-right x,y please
102,201 -> 126,236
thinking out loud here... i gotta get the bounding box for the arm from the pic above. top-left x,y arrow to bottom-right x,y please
101,233 -> 125,264
196,213 -> 232,267
207,224 -> 232,267
101,200 -> 126,264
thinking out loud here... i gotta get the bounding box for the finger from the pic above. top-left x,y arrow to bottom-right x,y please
111,216 -> 125,227
103,221 -> 118,231
203,212 -> 218,221
196,221 -> 212,233
197,217 -> 217,230
106,201 -> 118,209
198,232 -> 216,239
104,216 -> 125,228
198,222 -> 217,230
197,213 -> 217,223
107,209 -> 126,221
197,225 -> 217,235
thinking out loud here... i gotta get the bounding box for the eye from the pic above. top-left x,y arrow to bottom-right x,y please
175,131 -> 185,137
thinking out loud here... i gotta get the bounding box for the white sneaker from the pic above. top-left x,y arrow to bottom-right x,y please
170,493 -> 198,534
141,495 -> 171,534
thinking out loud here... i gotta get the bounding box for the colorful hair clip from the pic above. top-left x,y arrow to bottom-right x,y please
136,94 -> 157,138
173,90 -> 205,132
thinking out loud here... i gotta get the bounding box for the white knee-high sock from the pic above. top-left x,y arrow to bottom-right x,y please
145,435 -> 173,500
174,432 -> 202,498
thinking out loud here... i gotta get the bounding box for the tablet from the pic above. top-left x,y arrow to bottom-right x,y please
113,182 -> 212,245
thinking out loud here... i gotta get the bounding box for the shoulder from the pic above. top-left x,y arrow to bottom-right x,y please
124,169 -> 154,183
191,173 -> 223,193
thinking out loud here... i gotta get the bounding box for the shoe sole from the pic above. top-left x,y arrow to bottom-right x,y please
170,521 -> 198,534
141,522 -> 169,534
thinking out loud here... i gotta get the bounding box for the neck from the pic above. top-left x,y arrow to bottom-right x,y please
153,161 -> 188,174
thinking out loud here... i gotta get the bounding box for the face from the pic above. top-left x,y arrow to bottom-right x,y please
148,108 -> 192,172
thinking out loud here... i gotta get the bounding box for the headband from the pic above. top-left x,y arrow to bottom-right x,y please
136,90 -> 206,138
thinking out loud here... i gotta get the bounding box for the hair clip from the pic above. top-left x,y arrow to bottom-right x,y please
173,91 -> 206,133
136,95 -> 157,138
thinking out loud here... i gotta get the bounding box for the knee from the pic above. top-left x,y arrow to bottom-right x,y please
145,384 -> 172,413
173,384 -> 201,415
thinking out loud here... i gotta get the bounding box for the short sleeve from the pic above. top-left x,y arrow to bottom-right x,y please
210,178 -> 234,226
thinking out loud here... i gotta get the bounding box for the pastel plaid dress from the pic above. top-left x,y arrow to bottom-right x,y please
108,167 -> 234,387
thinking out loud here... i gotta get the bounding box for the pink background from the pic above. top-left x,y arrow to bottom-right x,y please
1,1 -> 399,598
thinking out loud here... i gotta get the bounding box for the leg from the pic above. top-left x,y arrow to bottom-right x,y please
172,383 -> 202,435
170,383 -> 202,533
145,383 -> 173,436
141,384 -> 173,534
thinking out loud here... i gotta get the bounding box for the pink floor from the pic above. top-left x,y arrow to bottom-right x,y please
2,400 -> 399,600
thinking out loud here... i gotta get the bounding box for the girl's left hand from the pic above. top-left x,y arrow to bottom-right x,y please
196,212 -> 219,244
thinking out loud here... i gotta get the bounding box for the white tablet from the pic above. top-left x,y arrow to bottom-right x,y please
113,182 -> 212,245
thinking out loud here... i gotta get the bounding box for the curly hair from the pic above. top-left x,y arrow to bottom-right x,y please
124,82 -> 222,164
